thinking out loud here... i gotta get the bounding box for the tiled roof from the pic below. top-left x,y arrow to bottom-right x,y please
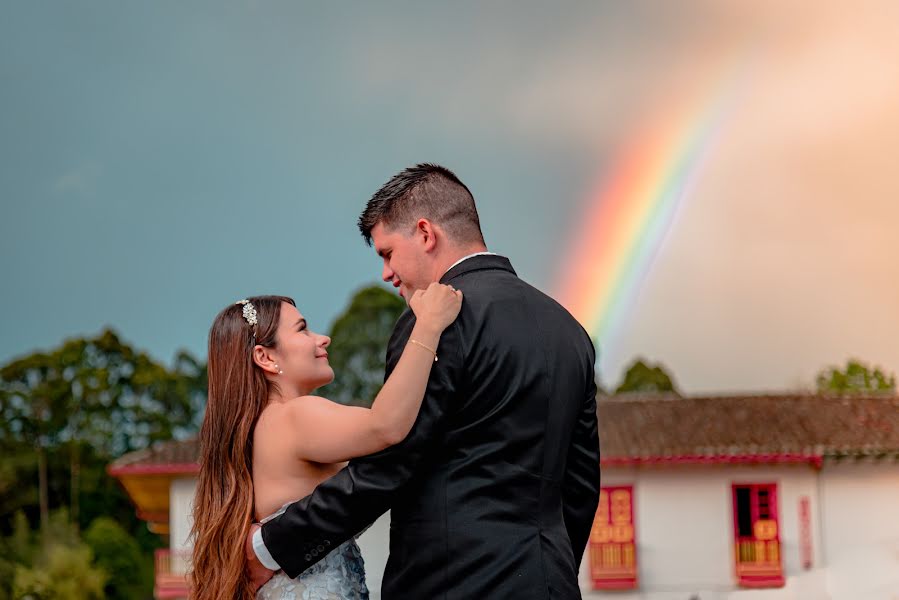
108,437 -> 199,475
598,393 -> 899,466
107,394 -> 899,474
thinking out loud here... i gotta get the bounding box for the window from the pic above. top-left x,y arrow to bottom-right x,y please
589,485 -> 638,589
731,483 -> 784,588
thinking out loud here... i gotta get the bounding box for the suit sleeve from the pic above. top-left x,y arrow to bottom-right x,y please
260,313 -> 462,578
561,345 -> 601,567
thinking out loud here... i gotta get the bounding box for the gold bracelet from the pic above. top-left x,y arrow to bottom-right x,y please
408,339 -> 438,362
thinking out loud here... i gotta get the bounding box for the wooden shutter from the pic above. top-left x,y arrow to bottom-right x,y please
590,485 -> 638,589
732,483 -> 785,588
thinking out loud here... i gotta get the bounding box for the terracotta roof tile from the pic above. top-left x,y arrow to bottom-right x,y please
109,437 -> 199,473
108,394 -> 899,472
598,393 -> 899,464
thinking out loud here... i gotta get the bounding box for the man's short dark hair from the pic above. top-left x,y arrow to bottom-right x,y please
358,163 -> 485,247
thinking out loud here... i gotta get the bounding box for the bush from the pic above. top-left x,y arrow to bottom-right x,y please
13,543 -> 106,600
84,517 -> 153,600
0,512 -> 33,600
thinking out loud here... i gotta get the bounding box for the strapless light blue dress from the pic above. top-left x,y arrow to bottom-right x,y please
255,505 -> 369,600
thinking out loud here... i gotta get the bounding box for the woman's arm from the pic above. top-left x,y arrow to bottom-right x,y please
288,283 -> 461,464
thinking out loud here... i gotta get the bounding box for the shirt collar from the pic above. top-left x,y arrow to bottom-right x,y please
443,251 -> 498,276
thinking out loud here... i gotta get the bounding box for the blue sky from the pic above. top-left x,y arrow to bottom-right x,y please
3,2 -> 898,393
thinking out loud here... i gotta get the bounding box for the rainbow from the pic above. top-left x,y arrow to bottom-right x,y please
555,79 -> 741,348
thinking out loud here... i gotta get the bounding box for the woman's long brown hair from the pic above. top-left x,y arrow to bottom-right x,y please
190,296 -> 295,600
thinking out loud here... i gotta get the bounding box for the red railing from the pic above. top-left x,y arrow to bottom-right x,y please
734,539 -> 785,587
154,549 -> 190,599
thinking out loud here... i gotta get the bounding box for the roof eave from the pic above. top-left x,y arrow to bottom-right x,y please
601,453 -> 824,468
107,462 -> 200,477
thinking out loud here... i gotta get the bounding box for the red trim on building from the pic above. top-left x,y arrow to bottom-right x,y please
799,496 -> 813,570
107,462 -> 200,476
602,453 -> 823,468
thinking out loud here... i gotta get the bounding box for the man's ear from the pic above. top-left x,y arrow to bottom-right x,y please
252,345 -> 280,376
416,219 -> 438,252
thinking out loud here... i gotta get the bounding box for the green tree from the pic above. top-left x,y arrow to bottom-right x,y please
84,517 -> 152,600
615,358 -> 679,395
169,348 -> 208,432
816,359 -> 896,394
0,451 -> 39,527
0,512 -> 34,599
325,285 -> 406,407
13,543 -> 106,600
0,332 -> 199,600
0,350 -> 72,531
0,329 -> 204,530
2,510 -> 106,600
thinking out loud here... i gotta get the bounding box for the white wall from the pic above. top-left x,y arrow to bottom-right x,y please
579,465 -> 828,600
356,512 -> 392,599
164,463 -> 899,599
820,463 -> 899,600
170,476 -> 198,552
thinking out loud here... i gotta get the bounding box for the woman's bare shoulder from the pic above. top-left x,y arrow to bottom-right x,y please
281,394 -> 336,416
253,397 -> 330,463
258,395 -> 339,430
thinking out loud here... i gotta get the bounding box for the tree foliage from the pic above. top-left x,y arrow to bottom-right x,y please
815,359 -> 896,394
0,329 -> 204,458
1,510 -> 106,600
0,329 -> 203,599
324,285 -> 406,407
13,544 -> 106,600
615,358 -> 679,395
84,517 -> 152,600
0,512 -> 33,598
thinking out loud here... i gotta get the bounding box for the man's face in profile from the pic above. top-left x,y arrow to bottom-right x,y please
370,222 -> 432,304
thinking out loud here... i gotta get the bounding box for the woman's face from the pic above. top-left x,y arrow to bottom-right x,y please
272,302 -> 333,393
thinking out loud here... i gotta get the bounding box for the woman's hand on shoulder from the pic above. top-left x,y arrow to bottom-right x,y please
408,282 -> 463,334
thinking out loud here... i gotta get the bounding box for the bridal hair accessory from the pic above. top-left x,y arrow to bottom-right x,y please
409,339 -> 438,362
235,299 -> 258,326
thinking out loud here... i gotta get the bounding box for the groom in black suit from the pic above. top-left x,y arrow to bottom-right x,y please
248,164 -> 600,598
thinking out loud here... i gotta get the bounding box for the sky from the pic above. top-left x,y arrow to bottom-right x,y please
2,1 -> 898,394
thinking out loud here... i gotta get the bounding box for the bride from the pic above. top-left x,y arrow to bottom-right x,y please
190,283 -> 462,600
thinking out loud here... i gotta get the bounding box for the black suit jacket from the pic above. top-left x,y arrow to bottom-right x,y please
262,255 -> 600,599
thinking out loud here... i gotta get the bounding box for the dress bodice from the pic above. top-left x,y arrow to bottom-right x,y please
256,538 -> 369,600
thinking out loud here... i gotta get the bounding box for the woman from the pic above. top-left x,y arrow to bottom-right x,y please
190,283 -> 462,600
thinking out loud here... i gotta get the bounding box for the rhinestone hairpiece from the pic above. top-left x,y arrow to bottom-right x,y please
235,299 -> 258,326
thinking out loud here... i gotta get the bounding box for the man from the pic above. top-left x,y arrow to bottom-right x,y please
247,163 -> 600,598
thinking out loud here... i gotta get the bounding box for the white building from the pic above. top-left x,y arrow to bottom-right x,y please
109,393 -> 899,599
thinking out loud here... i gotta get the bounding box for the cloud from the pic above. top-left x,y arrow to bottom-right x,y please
374,0 -> 899,391
339,1 -> 899,154
333,1 -> 899,391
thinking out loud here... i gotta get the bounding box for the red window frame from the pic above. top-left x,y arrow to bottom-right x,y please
589,485 -> 638,590
731,483 -> 785,588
